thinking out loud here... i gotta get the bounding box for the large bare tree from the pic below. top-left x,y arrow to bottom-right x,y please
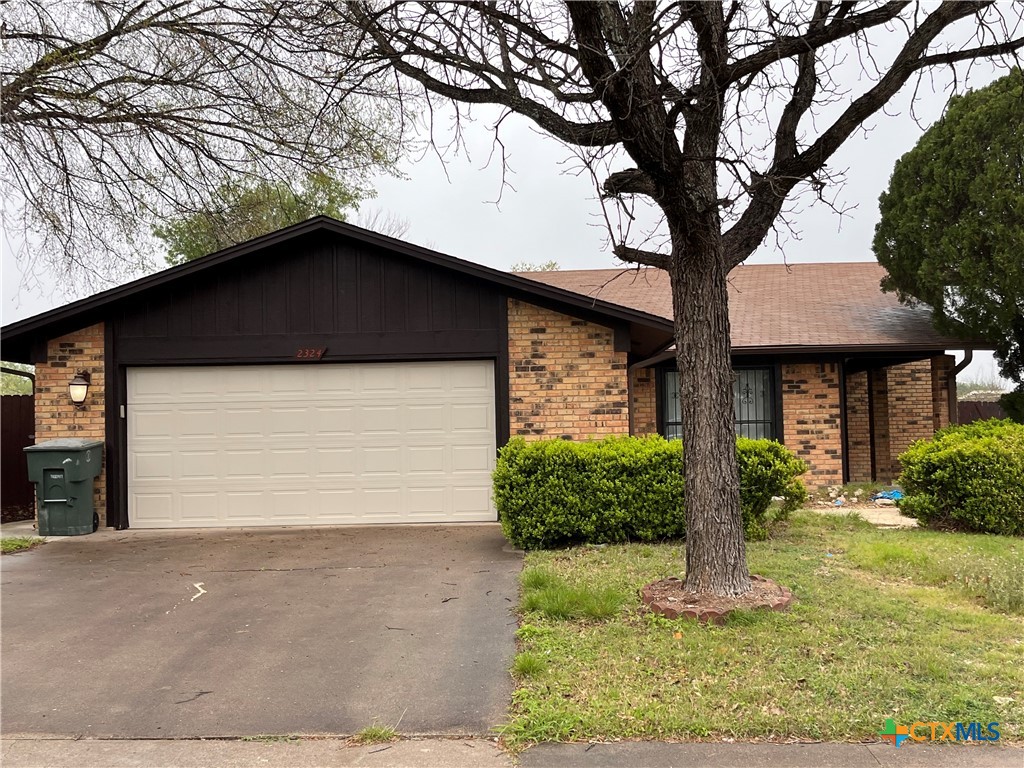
339,0 -> 1023,596
0,0 -> 401,284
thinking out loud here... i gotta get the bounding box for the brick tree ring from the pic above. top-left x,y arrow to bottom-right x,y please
640,575 -> 795,625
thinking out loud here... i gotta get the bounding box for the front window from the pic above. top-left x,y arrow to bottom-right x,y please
662,367 -> 778,441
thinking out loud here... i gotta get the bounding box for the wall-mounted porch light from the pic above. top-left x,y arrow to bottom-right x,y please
68,371 -> 91,407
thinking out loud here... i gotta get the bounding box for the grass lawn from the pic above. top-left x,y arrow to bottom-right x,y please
503,511 -> 1023,750
0,537 -> 44,554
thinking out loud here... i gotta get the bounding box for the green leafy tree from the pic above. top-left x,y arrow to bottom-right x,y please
511,261 -> 560,272
874,69 -> 1024,394
155,172 -> 367,265
1,363 -> 34,395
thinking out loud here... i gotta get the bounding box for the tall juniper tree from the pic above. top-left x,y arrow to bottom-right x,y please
338,1 -> 1022,595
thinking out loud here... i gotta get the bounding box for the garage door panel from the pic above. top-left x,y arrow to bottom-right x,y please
179,493 -> 219,522
315,407 -> 356,436
405,405 -> 446,433
268,449 -> 311,478
128,362 -> 496,528
358,405 -> 401,434
133,452 -> 173,481
453,486 -> 492,517
224,492 -> 263,521
408,445 -> 445,474
314,447 -> 356,477
452,403 -> 491,432
132,494 -> 173,525
180,451 -> 219,480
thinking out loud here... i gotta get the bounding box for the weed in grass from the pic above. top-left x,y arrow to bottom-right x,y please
240,734 -> 299,744
522,581 -> 626,620
521,567 -> 558,591
516,623 -> 551,640
513,651 -> 547,677
351,725 -> 397,745
0,537 -> 42,554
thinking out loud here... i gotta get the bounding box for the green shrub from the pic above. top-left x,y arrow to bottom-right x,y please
737,437 -> 808,539
898,419 -> 1024,535
494,435 -> 806,549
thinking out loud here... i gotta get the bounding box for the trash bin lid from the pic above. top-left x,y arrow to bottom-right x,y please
24,438 -> 104,452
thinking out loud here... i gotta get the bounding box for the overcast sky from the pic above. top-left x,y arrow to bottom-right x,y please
1,35 -> 1013,386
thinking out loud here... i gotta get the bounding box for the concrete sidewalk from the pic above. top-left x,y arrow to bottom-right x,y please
3,737 -> 1021,768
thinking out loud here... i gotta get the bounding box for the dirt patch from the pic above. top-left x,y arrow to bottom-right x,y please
641,575 -> 794,625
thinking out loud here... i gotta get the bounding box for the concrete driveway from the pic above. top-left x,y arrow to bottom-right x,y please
0,524 -> 521,738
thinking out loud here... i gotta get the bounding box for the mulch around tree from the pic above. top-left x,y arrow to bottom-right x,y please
641,574 -> 794,625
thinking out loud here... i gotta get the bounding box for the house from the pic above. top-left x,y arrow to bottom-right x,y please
0,218 -> 971,530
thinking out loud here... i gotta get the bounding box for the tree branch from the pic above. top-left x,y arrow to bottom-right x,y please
613,244 -> 670,270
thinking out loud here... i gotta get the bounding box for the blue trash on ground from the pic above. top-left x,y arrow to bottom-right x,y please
871,489 -> 904,501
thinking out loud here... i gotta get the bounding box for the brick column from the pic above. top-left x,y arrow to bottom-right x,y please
33,324 -> 107,523
508,299 -> 629,440
782,363 -> 843,488
886,360 -> 936,477
931,354 -> 955,429
869,369 -> 892,482
630,367 -> 658,435
844,370 -> 872,482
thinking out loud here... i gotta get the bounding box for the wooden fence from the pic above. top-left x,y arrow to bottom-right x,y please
1,395 -> 34,513
957,400 -> 1006,424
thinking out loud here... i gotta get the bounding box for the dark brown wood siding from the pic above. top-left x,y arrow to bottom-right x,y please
112,232 -> 505,364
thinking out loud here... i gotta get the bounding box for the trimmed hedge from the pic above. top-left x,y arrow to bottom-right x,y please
494,435 -> 807,550
898,419 -> 1024,536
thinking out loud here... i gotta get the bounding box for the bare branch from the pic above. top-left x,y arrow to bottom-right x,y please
612,244 -> 670,270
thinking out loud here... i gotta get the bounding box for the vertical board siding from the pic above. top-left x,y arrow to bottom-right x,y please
1,395 -> 35,512
113,234 -> 504,363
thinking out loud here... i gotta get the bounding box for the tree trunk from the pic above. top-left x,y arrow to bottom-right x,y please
672,239 -> 751,596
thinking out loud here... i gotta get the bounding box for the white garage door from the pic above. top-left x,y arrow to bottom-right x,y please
127,362 -> 496,528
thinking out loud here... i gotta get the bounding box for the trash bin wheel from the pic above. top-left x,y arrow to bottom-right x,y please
93,513 -> 99,532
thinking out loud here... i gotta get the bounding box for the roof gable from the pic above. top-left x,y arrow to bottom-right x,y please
1,217 -> 671,360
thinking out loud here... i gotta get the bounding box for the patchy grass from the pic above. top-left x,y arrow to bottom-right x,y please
1,537 -> 43,554
351,725 -> 398,745
502,512 -> 1024,750
844,525 -> 1024,614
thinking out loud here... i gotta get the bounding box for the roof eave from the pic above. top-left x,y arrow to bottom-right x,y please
0,217 -> 673,347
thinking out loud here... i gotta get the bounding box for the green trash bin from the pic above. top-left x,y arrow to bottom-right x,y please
24,438 -> 104,536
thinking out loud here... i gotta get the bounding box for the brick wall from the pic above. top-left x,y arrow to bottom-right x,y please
630,367 -> 658,435
886,360 -> 936,478
869,369 -> 892,482
931,354 -> 955,429
844,370 -> 872,482
508,299 -> 629,439
782,363 -> 843,487
33,324 -> 106,522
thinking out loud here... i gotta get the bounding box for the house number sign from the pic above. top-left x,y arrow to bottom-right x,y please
295,348 -> 327,360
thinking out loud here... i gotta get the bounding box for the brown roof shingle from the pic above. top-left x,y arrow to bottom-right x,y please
515,262 -> 974,352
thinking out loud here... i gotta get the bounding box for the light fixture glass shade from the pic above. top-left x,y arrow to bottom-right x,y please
68,374 -> 90,405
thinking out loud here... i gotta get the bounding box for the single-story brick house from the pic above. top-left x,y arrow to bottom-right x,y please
1,218 -> 972,530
